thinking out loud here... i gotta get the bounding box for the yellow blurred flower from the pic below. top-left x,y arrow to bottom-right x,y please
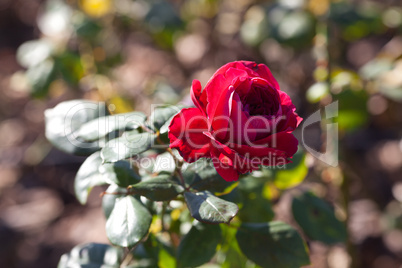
80,0 -> 112,18
308,0 -> 329,16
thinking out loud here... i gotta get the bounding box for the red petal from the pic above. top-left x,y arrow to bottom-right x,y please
252,132 -> 299,157
168,108 -> 210,162
255,63 -> 280,91
210,146 -> 239,182
229,92 -> 256,144
191,79 -> 207,114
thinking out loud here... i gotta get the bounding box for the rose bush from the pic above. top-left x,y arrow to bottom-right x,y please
168,61 -> 302,181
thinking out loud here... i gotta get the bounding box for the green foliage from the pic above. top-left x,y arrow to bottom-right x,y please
184,159 -> 234,193
129,174 -> 184,201
45,100 -> 109,155
24,0 -> 402,264
54,52 -> 85,86
184,191 -> 239,224
148,105 -> 182,132
74,18 -> 103,40
273,10 -> 316,47
236,177 -> 275,223
26,59 -> 56,98
336,89 -> 369,131
99,160 -> 141,187
236,222 -> 310,268
219,224 -> 255,268
74,151 -> 107,205
102,184 -> 128,219
76,112 -> 146,142
273,149 -> 308,190
16,39 -> 53,68
177,222 -> 221,268
292,192 -> 347,244
106,195 -> 152,248
58,243 -> 124,268
101,132 -> 156,163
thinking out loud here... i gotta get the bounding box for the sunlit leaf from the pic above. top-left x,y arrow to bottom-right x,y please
236,222 -> 310,268
106,195 -> 152,248
45,100 -> 109,155
274,149 -> 308,190
38,0 -> 73,37
219,224 -> 252,268
26,59 -> 56,98
237,176 -> 275,222
158,246 -> 176,268
75,151 -> 107,204
306,82 -> 330,103
102,184 -> 127,219
58,243 -> 123,268
240,6 -> 269,47
272,9 -> 316,48
184,191 -> 238,224
336,89 -> 368,131
184,159 -> 234,193
292,192 -> 347,244
76,112 -> 146,142
130,174 -> 184,201
148,105 -> 182,131
99,160 -> 140,187
17,39 -> 53,68
360,58 -> 393,80
177,222 -> 221,268
101,132 -> 156,163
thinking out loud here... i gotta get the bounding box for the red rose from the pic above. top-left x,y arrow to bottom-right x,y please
168,61 -> 302,181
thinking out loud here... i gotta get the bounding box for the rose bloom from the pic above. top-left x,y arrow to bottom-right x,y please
168,61 -> 302,181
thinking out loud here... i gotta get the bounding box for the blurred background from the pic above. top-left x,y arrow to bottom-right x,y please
0,0 -> 402,267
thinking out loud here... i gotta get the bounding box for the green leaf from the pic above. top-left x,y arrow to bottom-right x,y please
17,39 -> 53,68
236,176 -> 275,222
58,243 -> 123,268
272,9 -> 315,48
130,234 -> 166,267
184,159 -> 234,193
26,59 -> 56,98
292,192 -> 347,244
74,18 -> 102,39
74,151 -> 107,205
177,222 -> 221,268
360,58 -> 393,80
99,160 -> 140,187
130,174 -> 184,201
54,52 -> 84,86
106,195 -> 152,248
219,224 -> 252,268
158,246 -> 176,268
101,132 -> 156,163
306,82 -> 330,103
273,148 -> 308,190
184,191 -> 238,224
45,100 -> 109,156
236,222 -> 310,268
102,184 -> 127,219
148,105 -> 182,131
76,112 -> 146,142
336,89 -> 368,131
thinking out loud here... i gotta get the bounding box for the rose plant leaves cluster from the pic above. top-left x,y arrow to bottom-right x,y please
46,61 -> 346,268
